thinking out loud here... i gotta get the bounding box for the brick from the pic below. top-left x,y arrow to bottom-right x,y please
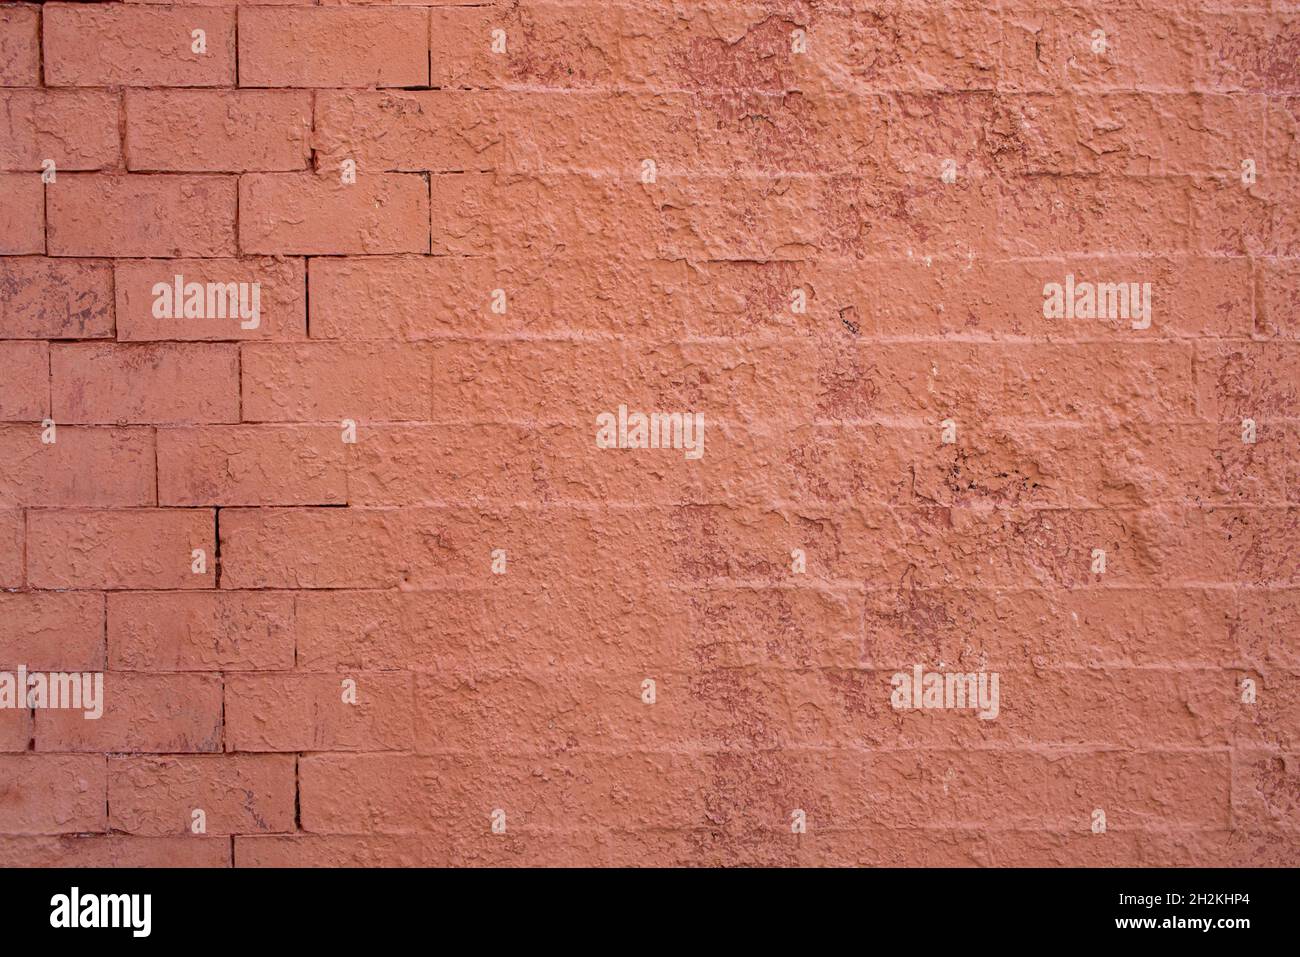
0,707 -> 29,752
0,836 -> 229,867
158,425 -> 345,506
340,424 -> 546,506
0,755 -> 105,834
907,421 -> 1285,508
0,425 -> 154,507
1259,259 -> 1300,339
311,91 -> 506,174
0,90 -> 119,171
0,5 -> 38,87
35,673 -> 222,752
115,258 -> 305,342
1189,175 -> 1275,256
1232,750 -> 1300,832
108,591 -> 295,671
0,592 -> 104,671
0,509 -> 21,587
828,256 -> 1251,339
308,255 -> 688,340
1234,671 -> 1300,751
1201,506 -> 1300,587
996,176 -> 1191,255
0,341 -> 47,420
27,507 -> 215,589
48,174 -> 236,258
239,7 -> 428,88
425,340 -> 816,425
813,341 -> 1195,423
239,173 -> 429,255
237,834 -> 452,867
225,672 -> 414,752
108,755 -> 295,836
991,93 -> 1266,179
0,172 -> 43,254
51,342 -> 239,425
126,90 -> 311,172
293,583 -> 683,673
240,343 -> 430,423
1201,14 -> 1300,94
1237,589 -> 1300,671
0,258 -> 114,339
998,3 -> 1202,93
1268,96 -> 1300,173
1195,342 -> 1300,420
43,4 -> 234,87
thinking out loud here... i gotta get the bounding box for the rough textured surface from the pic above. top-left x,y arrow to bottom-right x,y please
0,0 -> 1297,868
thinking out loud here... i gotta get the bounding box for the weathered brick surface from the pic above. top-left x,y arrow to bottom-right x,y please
0,0 -> 1294,870
0,5 -> 38,88
42,4 -> 235,88
0,90 -> 119,171
0,258 -> 114,339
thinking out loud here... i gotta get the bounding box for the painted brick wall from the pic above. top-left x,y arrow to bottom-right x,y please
0,0 -> 1297,867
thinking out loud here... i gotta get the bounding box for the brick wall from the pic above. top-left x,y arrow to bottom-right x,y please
0,0 -> 1296,867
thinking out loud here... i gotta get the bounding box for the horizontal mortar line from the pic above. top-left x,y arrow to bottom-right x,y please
11,582 -> 1293,595
356,165 -> 1258,180
120,500 -> 1300,511
20,250 -> 1291,262
271,744 -> 1250,758
191,745 -> 1259,759
277,334 -> 1291,345
24,80 -> 1287,96
323,84 -> 1281,97
52,663 -> 1274,673
180,500 -> 1300,512
212,417 -> 1300,430
226,824 -> 1252,836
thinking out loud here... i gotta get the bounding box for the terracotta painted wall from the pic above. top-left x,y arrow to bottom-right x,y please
0,0 -> 1297,867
